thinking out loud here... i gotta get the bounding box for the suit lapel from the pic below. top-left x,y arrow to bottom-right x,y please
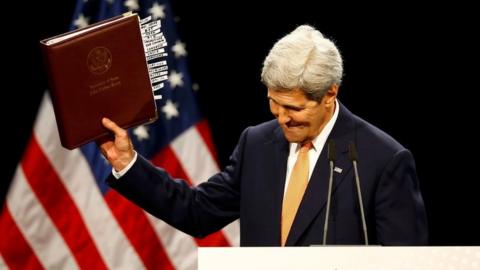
286,102 -> 357,245
269,126 -> 290,245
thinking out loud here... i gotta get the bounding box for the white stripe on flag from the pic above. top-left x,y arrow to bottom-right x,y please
171,126 -> 220,185
222,221 -> 240,246
0,253 -> 9,270
171,125 -> 240,246
145,213 -> 197,270
33,94 -> 145,270
7,168 -> 79,270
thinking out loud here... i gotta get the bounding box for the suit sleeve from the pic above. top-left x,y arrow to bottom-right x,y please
106,128 -> 250,238
374,149 -> 428,245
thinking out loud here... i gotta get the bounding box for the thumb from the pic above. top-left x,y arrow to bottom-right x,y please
102,117 -> 125,136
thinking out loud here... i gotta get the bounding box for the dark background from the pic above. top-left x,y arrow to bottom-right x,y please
2,1 -> 478,245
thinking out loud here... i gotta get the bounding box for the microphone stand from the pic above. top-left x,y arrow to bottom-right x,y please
349,141 -> 369,245
323,139 -> 336,245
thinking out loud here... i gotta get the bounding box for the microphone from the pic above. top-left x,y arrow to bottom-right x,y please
348,141 -> 369,245
323,139 -> 336,245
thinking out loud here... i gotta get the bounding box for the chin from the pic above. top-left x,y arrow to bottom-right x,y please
281,127 -> 307,143
283,133 -> 305,143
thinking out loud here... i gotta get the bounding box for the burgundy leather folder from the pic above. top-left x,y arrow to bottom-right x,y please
40,13 -> 157,149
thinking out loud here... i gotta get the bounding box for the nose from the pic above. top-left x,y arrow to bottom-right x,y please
277,107 -> 290,125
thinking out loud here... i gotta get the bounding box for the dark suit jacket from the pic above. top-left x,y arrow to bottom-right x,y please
107,102 -> 428,246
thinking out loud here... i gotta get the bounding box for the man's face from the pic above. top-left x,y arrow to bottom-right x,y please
268,88 -> 335,144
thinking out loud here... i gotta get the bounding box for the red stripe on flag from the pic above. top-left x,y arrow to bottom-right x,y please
194,229 -> 230,247
151,146 -> 191,182
196,119 -> 219,165
0,206 -> 45,270
151,146 -> 230,247
21,137 -> 108,269
104,189 -> 175,270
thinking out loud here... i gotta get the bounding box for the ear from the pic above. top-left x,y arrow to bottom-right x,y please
324,84 -> 339,106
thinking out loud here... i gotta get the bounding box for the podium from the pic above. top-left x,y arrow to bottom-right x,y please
198,246 -> 480,270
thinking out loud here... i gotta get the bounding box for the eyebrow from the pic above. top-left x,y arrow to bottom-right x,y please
268,96 -> 304,111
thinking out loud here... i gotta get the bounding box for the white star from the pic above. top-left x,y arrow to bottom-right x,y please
162,100 -> 179,119
168,70 -> 184,88
73,14 -> 90,29
192,83 -> 200,91
149,3 -> 166,19
124,0 -> 139,11
172,40 -> 187,58
133,125 -> 149,141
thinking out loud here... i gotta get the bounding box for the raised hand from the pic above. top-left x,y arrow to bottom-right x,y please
97,117 -> 135,172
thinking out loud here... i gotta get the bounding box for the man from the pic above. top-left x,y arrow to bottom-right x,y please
98,25 -> 428,246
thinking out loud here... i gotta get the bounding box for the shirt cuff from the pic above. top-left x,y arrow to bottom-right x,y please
112,151 -> 138,179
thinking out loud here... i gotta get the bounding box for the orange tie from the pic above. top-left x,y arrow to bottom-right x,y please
281,142 -> 313,246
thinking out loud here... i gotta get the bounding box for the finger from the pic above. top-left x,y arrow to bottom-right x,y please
102,117 -> 125,136
95,134 -> 115,152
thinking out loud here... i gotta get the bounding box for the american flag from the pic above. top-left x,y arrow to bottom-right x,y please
0,0 -> 239,269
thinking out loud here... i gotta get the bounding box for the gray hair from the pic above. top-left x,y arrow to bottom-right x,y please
261,25 -> 343,101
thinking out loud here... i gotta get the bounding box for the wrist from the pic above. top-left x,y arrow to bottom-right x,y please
113,151 -> 138,178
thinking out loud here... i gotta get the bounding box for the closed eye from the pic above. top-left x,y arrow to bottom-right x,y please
284,105 -> 302,111
268,97 -> 304,112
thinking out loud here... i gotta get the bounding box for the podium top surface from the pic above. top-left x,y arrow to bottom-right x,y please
198,246 -> 480,270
